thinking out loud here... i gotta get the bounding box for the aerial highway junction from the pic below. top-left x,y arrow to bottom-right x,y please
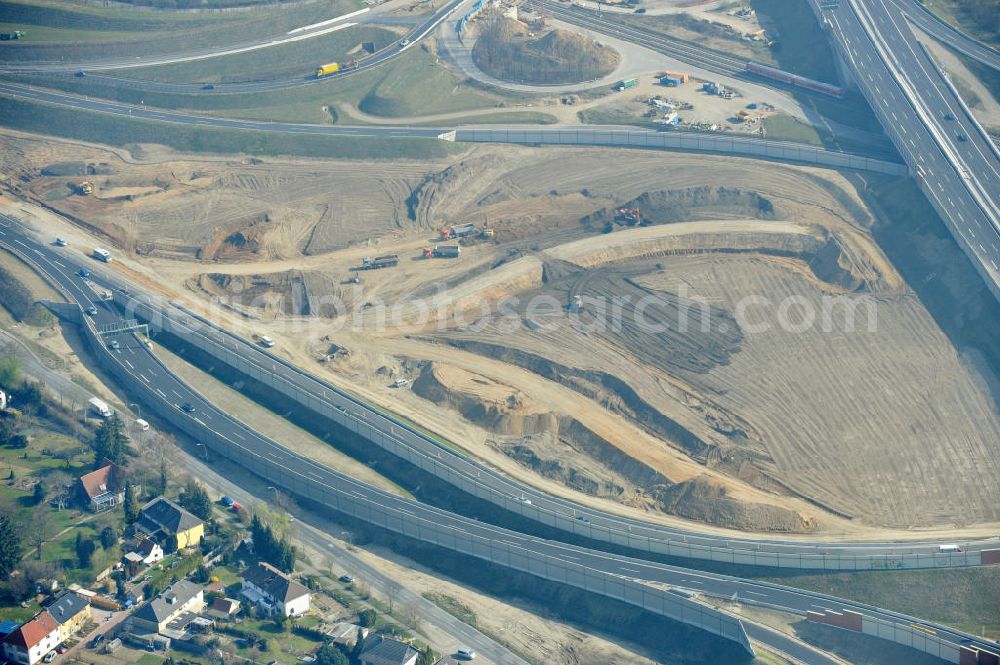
2,215 -> 1000,665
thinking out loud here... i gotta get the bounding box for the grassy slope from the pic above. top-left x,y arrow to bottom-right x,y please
122,25 -> 401,84
11,47 -> 523,123
921,0 -> 999,48
0,0 -> 360,60
0,96 -> 462,160
767,568 -> 1000,638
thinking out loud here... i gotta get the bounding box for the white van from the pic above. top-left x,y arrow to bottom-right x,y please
456,647 -> 476,660
259,336 -> 275,348
93,248 -> 112,262
938,544 -> 962,553
134,419 -> 149,432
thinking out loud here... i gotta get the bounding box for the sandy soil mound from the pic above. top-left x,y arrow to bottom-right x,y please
473,15 -> 620,84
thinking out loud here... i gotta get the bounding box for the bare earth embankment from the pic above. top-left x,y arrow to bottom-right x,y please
2,129 -> 998,538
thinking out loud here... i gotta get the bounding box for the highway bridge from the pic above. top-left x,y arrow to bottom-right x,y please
814,0 -> 1000,301
2,215 -> 1000,665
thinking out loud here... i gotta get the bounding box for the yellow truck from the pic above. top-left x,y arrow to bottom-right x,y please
316,62 -> 341,77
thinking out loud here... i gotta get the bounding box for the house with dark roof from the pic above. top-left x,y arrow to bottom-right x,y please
131,579 -> 205,635
358,635 -> 419,665
206,597 -> 241,619
240,562 -> 310,617
136,497 -> 204,550
0,612 -> 60,665
76,464 -> 125,512
43,592 -> 91,642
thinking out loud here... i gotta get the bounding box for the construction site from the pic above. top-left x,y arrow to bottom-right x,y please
3,127 -> 1000,540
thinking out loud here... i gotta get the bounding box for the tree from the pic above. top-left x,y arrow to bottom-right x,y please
100,526 -> 117,550
158,458 -> 169,496
358,608 -> 377,628
14,381 -> 43,415
0,355 -> 20,388
250,513 -> 295,573
0,417 -> 15,447
30,504 -> 50,560
192,564 -> 210,584
93,413 -> 129,468
0,509 -> 22,577
123,481 -> 140,525
315,643 -> 349,665
75,532 -> 96,568
32,480 -> 45,505
179,480 -> 213,521
416,646 -> 437,665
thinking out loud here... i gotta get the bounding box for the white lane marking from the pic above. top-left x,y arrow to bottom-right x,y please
155,388 -> 167,398
139,374 -> 149,383
287,7 -> 369,34
124,359 -> 133,370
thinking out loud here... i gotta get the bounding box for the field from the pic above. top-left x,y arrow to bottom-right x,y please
9,45 -> 529,125
3,126 -> 999,539
0,0 -> 360,61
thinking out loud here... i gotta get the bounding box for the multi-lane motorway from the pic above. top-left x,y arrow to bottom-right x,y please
819,0 -> 1000,300
3,214 -> 1000,665
890,0 -> 1000,72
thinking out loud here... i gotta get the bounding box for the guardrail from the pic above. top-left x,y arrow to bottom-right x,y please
50,312 -> 753,657
113,291 -> 997,572
455,128 -> 908,175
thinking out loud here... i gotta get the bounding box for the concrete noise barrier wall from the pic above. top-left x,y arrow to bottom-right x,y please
454,128 -> 908,175
115,292 -> 988,572
71,304 -> 755,657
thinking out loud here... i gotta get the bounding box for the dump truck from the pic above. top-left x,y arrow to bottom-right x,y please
89,397 -> 112,418
432,245 -> 461,258
441,223 -> 477,239
616,78 -> 638,91
316,63 -> 341,77
362,255 -> 399,270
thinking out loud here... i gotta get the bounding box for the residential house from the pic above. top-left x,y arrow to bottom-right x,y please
76,464 -> 125,512
43,592 -> 91,643
136,497 -> 204,550
325,622 -> 368,650
358,635 -> 419,665
0,612 -> 60,665
130,579 -> 205,635
0,621 -> 20,640
135,537 -> 164,564
240,562 -> 310,617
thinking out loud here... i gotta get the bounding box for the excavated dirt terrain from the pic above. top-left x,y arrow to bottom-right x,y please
3,129 -> 998,534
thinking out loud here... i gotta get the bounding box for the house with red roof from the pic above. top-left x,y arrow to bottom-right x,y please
76,463 -> 125,512
0,611 -> 60,665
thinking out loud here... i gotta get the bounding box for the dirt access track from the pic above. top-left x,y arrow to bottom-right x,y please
3,127 -> 999,540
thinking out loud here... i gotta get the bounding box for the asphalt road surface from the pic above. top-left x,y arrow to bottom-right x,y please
3,214 -> 999,665
823,0 -> 1000,299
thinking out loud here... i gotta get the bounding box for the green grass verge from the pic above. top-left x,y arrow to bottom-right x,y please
421,592 -> 477,626
766,568 -> 1000,639
0,0 -> 360,62
751,0 -> 839,82
123,26 -> 400,84
14,47 -> 524,124
0,95 -> 462,160
762,113 -> 823,145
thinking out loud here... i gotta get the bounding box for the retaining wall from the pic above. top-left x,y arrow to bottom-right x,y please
455,128 -> 909,175
115,291 -> 992,572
